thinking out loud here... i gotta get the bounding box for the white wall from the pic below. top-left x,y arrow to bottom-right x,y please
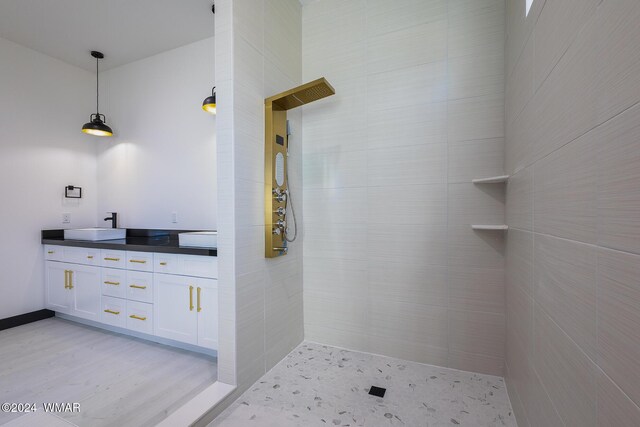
302,0 -> 506,375
0,37 -> 98,318
97,37 -> 217,230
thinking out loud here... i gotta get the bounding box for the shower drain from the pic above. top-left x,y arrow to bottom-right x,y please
368,386 -> 386,398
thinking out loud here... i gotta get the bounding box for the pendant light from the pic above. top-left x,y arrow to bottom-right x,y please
202,4 -> 216,115
202,86 -> 216,114
82,51 -> 113,137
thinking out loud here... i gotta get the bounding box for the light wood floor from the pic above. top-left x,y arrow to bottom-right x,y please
0,318 -> 217,427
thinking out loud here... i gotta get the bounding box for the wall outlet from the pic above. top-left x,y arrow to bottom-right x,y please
171,212 -> 178,223
62,213 -> 71,224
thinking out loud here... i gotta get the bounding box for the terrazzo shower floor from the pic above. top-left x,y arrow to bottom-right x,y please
212,342 -> 517,427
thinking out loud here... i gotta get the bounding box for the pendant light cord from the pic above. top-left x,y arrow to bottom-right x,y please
95,56 -> 100,115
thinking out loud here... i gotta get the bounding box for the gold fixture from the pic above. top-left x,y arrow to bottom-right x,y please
104,257 -> 120,262
67,270 -> 74,289
104,309 -> 120,315
197,287 -> 202,312
48,250 -> 55,254
159,262 -> 168,266
264,77 -> 335,258
87,256 -> 94,259
129,259 -> 147,264
189,285 -> 194,311
104,281 -> 120,286
64,270 -> 69,289
129,285 -> 147,290
129,314 -> 147,321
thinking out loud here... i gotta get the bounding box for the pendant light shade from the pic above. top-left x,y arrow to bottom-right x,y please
82,51 -> 113,137
202,86 -> 216,114
82,114 -> 113,136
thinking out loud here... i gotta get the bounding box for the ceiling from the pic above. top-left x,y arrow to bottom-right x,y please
0,0 -> 215,72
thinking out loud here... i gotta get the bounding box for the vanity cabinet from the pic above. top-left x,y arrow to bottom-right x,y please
45,261 -> 101,322
154,274 -> 218,349
44,244 -> 218,352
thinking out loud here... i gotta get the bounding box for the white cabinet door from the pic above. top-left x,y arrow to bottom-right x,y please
69,264 -> 101,322
46,262 -> 71,313
153,273 -> 198,345
196,279 -> 218,350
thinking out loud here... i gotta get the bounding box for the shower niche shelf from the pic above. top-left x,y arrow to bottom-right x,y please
471,225 -> 509,231
472,175 -> 509,184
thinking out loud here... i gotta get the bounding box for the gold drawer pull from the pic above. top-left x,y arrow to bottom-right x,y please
159,262 -> 168,266
48,251 -> 55,254
104,281 -> 120,286
64,270 -> 69,289
104,309 -> 120,315
197,287 -> 202,312
68,270 -> 74,289
87,255 -> 94,259
129,284 -> 147,290
129,259 -> 147,264
104,257 -> 120,262
189,285 -> 194,311
129,314 -> 147,321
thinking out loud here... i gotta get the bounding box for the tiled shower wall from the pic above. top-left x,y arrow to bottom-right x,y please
213,0 -> 304,405
504,0 -> 640,426
301,0 -> 507,375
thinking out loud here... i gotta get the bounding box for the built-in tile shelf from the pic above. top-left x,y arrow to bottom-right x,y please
472,175 -> 510,184
471,225 -> 509,231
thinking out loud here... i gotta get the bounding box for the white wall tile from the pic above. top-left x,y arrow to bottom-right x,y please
367,184 -> 447,226
448,138 -> 505,184
367,143 -> 447,187
448,182 -> 505,226
447,94 -> 505,142
534,234 -> 597,360
533,307 -> 597,427
366,20 -> 447,75
597,248 -> 640,407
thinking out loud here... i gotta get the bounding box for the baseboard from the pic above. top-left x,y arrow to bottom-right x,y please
0,309 -> 54,331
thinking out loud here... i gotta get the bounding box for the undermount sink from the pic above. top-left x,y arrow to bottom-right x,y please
179,231 -> 217,248
64,228 -> 126,241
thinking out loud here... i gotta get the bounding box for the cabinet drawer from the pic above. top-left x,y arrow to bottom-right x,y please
101,250 -> 126,269
179,255 -> 218,279
101,296 -> 126,328
154,253 -> 179,275
126,271 -> 153,303
45,245 -> 64,261
126,301 -> 153,334
66,247 -> 101,266
126,251 -> 153,272
45,245 -> 100,266
101,268 -> 126,299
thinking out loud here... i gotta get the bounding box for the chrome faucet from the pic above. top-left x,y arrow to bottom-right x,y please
104,212 -> 118,229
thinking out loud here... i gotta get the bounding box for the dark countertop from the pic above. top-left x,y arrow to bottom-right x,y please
42,229 -> 217,257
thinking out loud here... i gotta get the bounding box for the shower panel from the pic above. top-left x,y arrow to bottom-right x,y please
264,77 -> 335,258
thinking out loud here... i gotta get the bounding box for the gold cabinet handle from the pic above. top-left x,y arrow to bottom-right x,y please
189,285 -> 194,311
159,262 -> 168,266
129,314 -> 147,321
129,284 -> 147,289
64,270 -> 69,289
67,270 -> 74,289
104,309 -> 120,315
104,281 -> 120,286
87,255 -> 94,259
197,287 -> 202,312
104,257 -> 120,262
48,250 -> 55,254
129,259 -> 147,264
